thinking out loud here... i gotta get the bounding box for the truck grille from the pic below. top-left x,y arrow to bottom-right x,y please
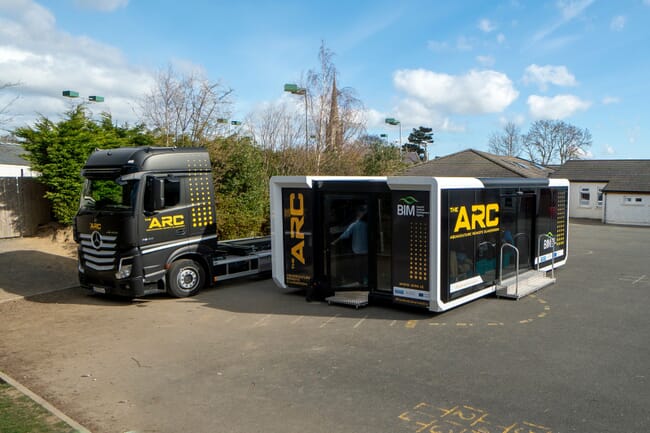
80,233 -> 117,271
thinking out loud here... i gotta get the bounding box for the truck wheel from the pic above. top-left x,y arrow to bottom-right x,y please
167,259 -> 205,298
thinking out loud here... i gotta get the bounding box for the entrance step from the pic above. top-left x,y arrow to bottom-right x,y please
496,270 -> 555,299
325,291 -> 369,309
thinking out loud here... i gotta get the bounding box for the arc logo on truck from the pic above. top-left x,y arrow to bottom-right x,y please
450,203 -> 499,239
145,215 -> 185,231
288,193 -> 305,265
282,189 -> 313,288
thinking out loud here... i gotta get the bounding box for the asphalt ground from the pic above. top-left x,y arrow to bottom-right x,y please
0,221 -> 648,433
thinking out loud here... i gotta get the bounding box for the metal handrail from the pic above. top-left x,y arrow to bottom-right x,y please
499,242 -> 519,296
537,234 -> 556,279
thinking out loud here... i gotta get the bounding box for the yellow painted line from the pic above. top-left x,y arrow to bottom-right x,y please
544,306 -> 551,311
519,319 -> 532,324
290,315 -> 304,325
538,299 -> 547,304
320,314 -> 340,328
353,315 -> 368,329
456,322 -> 473,327
538,312 -> 547,318
487,322 -> 504,326
429,322 -> 446,326
405,320 -> 418,328
389,320 -> 397,327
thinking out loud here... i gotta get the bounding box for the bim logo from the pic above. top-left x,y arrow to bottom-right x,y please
397,196 -> 426,217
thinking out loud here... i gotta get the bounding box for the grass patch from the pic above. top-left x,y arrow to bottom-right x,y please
0,381 -> 78,433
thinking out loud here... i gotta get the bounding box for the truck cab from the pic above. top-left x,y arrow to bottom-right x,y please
74,147 -> 270,298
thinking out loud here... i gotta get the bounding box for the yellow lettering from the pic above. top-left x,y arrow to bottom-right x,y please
291,240 -> 305,265
486,203 -> 499,227
148,218 -> 162,230
453,203 -> 499,233
471,204 -> 486,229
289,193 -> 303,216
147,214 -> 185,231
291,215 -> 304,239
454,206 -> 471,232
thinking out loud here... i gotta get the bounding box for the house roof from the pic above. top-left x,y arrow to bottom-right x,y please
550,159 -> 650,193
401,149 -> 553,178
0,143 -> 30,166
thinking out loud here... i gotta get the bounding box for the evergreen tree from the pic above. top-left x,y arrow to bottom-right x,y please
404,126 -> 434,161
15,105 -> 154,224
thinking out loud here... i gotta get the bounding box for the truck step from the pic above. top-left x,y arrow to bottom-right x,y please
325,291 -> 369,309
496,270 -> 555,299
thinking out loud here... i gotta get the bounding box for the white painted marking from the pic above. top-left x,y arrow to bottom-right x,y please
353,315 -> 368,329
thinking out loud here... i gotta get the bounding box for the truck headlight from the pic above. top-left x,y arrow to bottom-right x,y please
115,257 -> 133,279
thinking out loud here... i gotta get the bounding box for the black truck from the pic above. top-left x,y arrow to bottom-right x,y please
73,146 -> 271,298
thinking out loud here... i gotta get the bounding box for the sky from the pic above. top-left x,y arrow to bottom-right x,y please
1,0 -> 649,161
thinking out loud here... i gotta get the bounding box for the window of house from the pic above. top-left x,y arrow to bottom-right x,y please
580,187 -> 591,207
597,188 -> 604,207
623,196 -> 644,205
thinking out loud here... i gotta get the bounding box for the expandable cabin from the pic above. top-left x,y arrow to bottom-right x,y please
270,177 -> 569,312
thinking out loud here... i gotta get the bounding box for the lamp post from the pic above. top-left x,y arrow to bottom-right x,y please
284,83 -> 308,147
385,117 -> 401,150
62,90 -> 104,103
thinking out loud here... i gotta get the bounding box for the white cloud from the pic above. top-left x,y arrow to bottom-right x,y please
602,96 -> 621,105
523,64 -> 577,90
478,19 -> 497,33
73,0 -> 129,12
496,33 -> 506,44
527,94 -> 591,119
393,69 -> 518,116
610,15 -> 626,31
0,0 -> 154,128
604,144 -> 615,155
476,55 -> 495,67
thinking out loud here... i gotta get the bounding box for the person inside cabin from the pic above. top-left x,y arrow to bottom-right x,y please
332,204 -> 368,285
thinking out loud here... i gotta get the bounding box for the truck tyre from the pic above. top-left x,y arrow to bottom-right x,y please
167,259 -> 205,298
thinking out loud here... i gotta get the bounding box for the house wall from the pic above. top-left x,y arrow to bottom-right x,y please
605,193 -> 650,226
569,182 -> 606,220
0,164 -> 38,177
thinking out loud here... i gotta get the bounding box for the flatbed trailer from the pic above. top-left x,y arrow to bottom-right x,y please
270,176 -> 569,312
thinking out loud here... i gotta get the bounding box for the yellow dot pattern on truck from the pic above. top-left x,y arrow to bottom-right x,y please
188,158 -> 215,228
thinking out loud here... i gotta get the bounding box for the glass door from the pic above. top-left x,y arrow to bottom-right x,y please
500,192 -> 536,278
324,194 -> 369,291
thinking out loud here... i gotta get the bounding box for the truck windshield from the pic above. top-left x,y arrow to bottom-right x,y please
79,178 -> 138,213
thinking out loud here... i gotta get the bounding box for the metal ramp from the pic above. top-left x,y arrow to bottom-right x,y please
496,234 -> 557,300
496,269 -> 555,299
325,291 -> 369,309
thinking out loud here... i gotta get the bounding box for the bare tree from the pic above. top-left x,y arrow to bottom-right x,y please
0,81 -> 20,131
303,42 -> 366,174
139,66 -> 233,146
523,120 -> 592,165
556,123 -> 592,163
488,121 -> 522,157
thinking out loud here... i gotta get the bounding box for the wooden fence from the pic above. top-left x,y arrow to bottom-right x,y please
0,177 -> 51,238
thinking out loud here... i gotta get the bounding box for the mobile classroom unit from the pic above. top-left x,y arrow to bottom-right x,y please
270,176 -> 569,312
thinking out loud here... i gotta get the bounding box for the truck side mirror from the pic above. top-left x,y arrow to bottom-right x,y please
145,178 -> 165,212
